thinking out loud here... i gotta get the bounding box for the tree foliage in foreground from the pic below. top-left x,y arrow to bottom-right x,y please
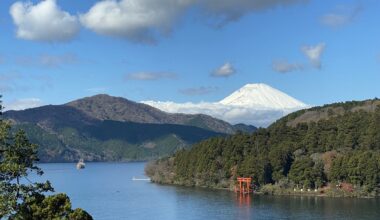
0,97 -> 92,219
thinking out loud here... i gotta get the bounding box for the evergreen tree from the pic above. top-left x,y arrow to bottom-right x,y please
0,96 -> 92,219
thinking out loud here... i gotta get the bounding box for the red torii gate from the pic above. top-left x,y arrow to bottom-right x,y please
235,177 -> 252,194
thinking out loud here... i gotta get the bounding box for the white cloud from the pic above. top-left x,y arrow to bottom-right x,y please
125,72 -> 177,81
15,53 -> 78,68
141,100 -> 299,127
80,0 -> 307,43
301,43 -> 326,69
10,0 -> 80,42
200,0 -> 308,26
321,14 -> 351,28
320,5 -> 362,28
211,62 -> 236,77
80,0 -> 192,44
272,60 -> 303,73
8,0 -> 308,44
5,98 -> 43,111
179,86 -> 218,96
39,53 -> 78,67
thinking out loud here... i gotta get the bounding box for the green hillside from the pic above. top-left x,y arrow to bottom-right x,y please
146,99 -> 380,197
10,120 -> 224,162
3,94 -> 241,162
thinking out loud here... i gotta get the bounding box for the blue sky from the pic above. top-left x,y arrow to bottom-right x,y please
1,0 -> 380,111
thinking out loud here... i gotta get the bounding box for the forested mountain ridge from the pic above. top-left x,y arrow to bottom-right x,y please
146,99 -> 380,197
3,94 -> 253,162
277,99 -> 380,127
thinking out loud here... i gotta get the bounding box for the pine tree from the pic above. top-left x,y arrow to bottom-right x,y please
0,96 -> 92,219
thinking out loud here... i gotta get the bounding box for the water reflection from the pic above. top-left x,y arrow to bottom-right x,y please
236,193 -> 252,219
236,193 -> 252,207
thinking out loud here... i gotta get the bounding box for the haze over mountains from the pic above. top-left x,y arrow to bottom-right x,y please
143,83 -> 309,127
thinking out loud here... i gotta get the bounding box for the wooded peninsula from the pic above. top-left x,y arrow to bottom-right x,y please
146,99 -> 380,198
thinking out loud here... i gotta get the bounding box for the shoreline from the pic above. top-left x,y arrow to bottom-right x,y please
37,160 -> 150,164
150,181 -> 379,199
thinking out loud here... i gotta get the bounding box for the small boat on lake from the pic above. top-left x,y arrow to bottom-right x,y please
76,159 -> 85,169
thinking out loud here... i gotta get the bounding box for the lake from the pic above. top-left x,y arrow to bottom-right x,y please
32,163 -> 380,220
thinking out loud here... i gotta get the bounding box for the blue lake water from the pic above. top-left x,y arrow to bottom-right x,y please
32,162 -> 380,220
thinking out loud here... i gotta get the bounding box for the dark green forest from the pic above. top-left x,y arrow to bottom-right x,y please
146,99 -> 380,197
10,120 -> 224,162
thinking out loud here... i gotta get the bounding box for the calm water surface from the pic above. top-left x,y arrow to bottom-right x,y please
32,163 -> 380,220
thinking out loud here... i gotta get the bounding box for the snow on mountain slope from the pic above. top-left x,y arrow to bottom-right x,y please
142,83 -> 309,127
219,83 -> 308,109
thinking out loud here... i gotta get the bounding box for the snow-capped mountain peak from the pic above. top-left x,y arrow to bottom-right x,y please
219,83 -> 308,109
142,83 -> 309,127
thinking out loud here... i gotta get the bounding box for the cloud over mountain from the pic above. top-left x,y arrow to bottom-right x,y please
5,98 -> 43,111
143,83 -> 309,127
10,0 -> 80,42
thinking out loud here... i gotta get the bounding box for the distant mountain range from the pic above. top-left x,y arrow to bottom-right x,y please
3,94 -> 256,162
143,83 -> 309,127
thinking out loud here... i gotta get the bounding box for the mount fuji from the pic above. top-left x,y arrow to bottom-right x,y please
219,83 -> 308,109
142,83 -> 309,127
